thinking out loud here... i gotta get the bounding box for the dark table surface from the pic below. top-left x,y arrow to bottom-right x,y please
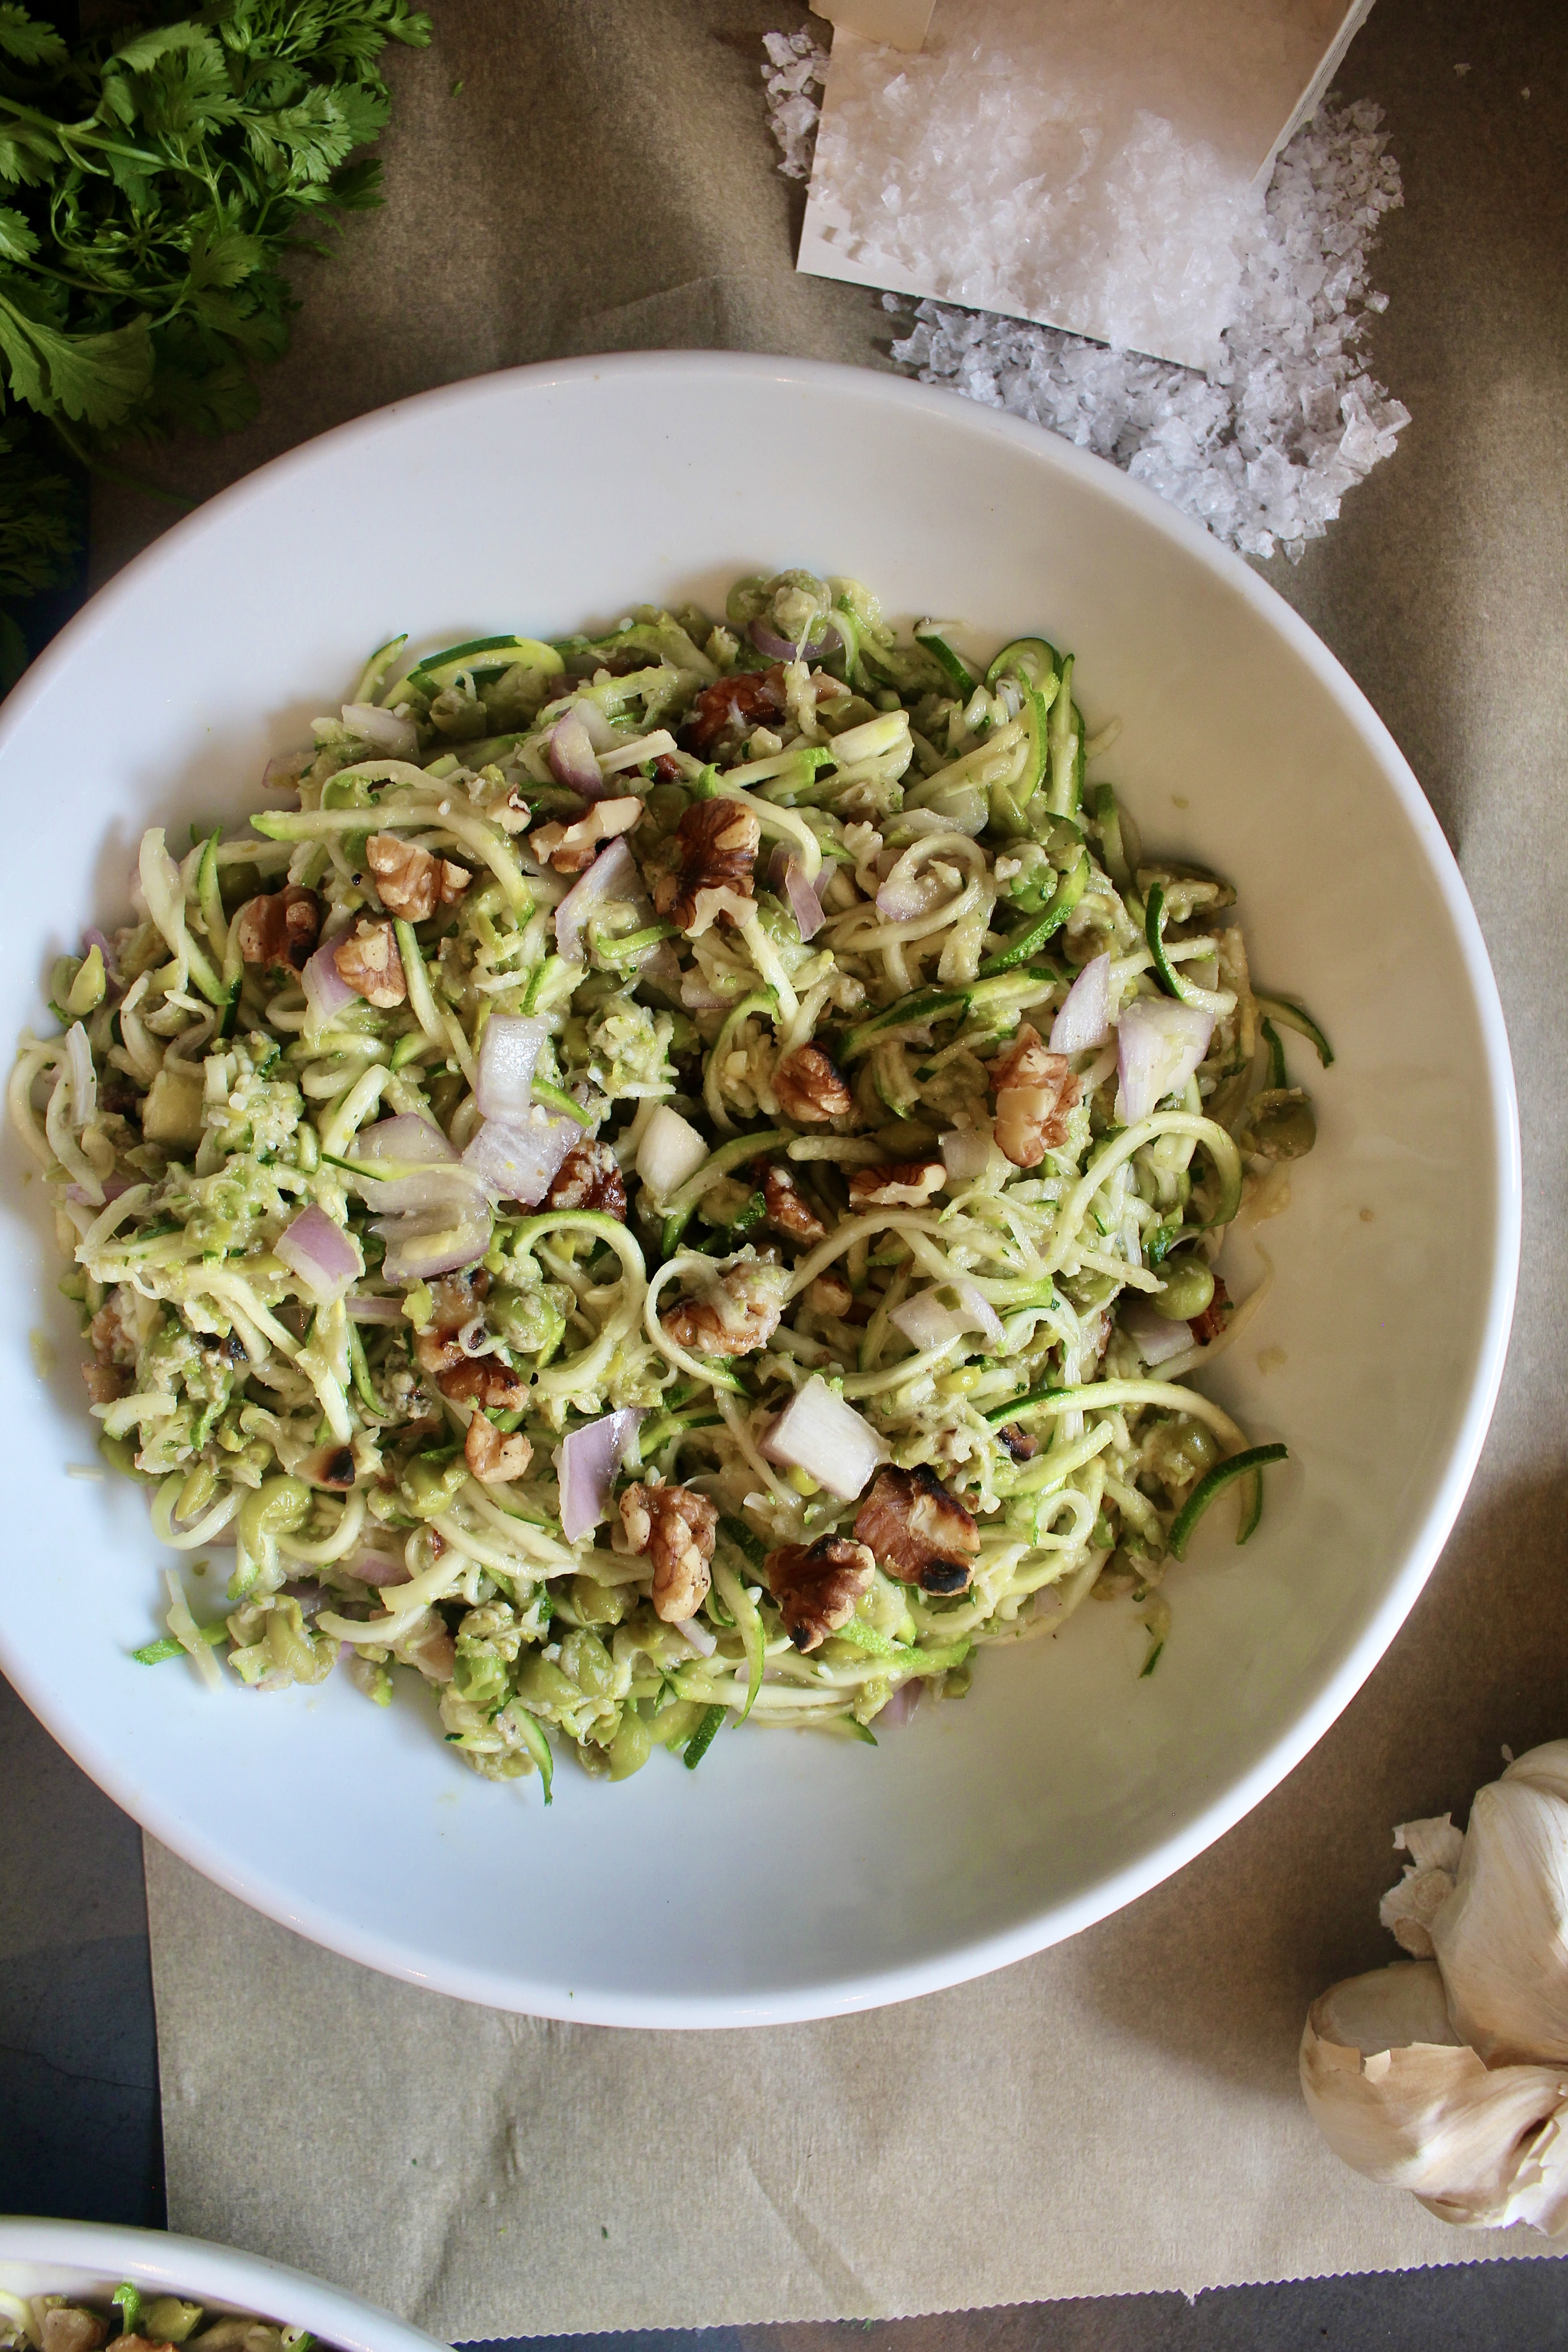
4,0 -> 1568,2342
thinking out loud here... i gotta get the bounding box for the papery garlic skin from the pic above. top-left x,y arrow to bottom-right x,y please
1430,1742 -> 1568,2066
1300,1961 -> 1568,2232
1380,1813 -> 1464,1958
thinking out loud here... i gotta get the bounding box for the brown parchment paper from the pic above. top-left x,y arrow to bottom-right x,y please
113,0 -> 1568,2332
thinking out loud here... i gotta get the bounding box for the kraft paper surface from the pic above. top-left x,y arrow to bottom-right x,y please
104,0 -> 1568,2334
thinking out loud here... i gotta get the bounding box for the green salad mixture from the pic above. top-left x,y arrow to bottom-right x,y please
12,570 -> 1326,1797
0,2280 -> 314,2352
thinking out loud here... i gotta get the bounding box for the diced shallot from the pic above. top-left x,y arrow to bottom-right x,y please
347,1294 -> 406,1324
554,1409 -> 643,1541
475,1014 -> 548,1121
275,1204 -> 363,1301
784,858 -> 824,941
676,1615 -> 718,1657
891,1281 -> 1004,1355
555,837 -> 648,963
1049,952 -> 1112,1054
64,1019 -> 95,1128
940,1126 -> 996,1185
750,617 -> 839,662
635,1103 -> 709,1199
376,1200 -> 493,1283
354,1113 -> 457,1165
342,702 -> 418,759
761,1376 -> 888,1501
549,710 -> 606,797
1115,998 -> 1214,1125
462,1110 -> 578,1204
301,941 -> 358,1032
1121,1292 -> 1196,1367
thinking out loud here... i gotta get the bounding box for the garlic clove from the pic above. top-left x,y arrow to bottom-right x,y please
1430,1741 -> 1568,2066
1378,1813 -> 1464,1955
1301,1961 -> 1568,2232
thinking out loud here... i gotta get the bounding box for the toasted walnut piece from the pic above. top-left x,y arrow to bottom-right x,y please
989,1022 -> 1080,1168
652,799 -> 761,932
765,1533 -> 876,1652
41,2313 -> 108,2352
762,1162 -> 827,1245
233,883 -> 322,972
661,1259 -> 787,1357
807,1269 -> 854,1318
89,1290 -> 137,1366
848,1159 -> 946,1209
683,668 -> 787,756
305,1441 -> 358,1490
1189,1274 -> 1231,1348
854,1464 -> 979,1594
333,917 -> 407,1007
436,1356 -> 529,1411
774,1043 -> 853,1123
528,794 -> 643,875
620,1480 -> 719,1622
82,1359 -> 131,1404
995,1422 -> 1039,1463
366,832 -> 470,920
465,1415 -> 534,1483
545,1138 -> 627,1220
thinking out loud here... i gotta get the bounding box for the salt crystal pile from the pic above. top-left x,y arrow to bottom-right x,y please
762,30 -> 828,181
762,32 -> 1409,561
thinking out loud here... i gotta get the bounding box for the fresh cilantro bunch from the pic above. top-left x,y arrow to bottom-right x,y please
0,0 -> 431,684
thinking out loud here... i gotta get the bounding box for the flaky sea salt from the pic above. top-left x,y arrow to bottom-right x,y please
762,32 -> 1408,561
762,30 -> 828,181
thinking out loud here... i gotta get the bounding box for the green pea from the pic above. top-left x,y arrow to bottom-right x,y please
400,1450 -> 469,1519
514,1655 -> 582,1720
608,1708 -> 654,1781
1150,1255 -> 1215,1321
647,1695 -> 704,1749
559,1626 -> 616,1699
571,1575 -> 628,1629
66,944 -> 106,1015
236,1474 -> 310,1553
451,1645 -> 509,1709
1240,1088 -> 1317,1162
141,2302 -> 202,2345
1063,1267 -> 1120,1311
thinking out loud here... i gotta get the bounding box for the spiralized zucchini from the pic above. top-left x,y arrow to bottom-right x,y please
13,571 -> 1322,1794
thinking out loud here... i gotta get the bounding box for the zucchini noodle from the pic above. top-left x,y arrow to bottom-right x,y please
15,570 -> 1319,1794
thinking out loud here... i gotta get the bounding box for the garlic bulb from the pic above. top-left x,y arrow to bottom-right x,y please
1301,1740 -> 1568,2232
1430,1743 -> 1568,2066
1301,1962 -> 1568,2230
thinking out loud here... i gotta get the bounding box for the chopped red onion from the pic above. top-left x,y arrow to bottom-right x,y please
83,926 -> 118,977
940,1126 -> 995,1185
357,1164 -> 489,1215
349,1550 -> 413,1588
750,617 -> 839,662
676,1615 -> 717,1658
462,1109 -> 578,1204
281,1578 -> 324,1615
554,1408 -> 644,1541
785,857 -> 824,941
1121,1292 -> 1196,1367
376,1201 -> 493,1283
347,1294 -> 406,1324
635,1103 -> 709,1198
761,1376 -> 887,1500
549,710 -> 605,797
475,1014 -> 548,1121
302,941 -> 358,1030
555,838 -> 648,963
275,1204 -> 363,1301
355,1113 -> 457,1165
262,750 -> 311,794
875,864 -> 938,922
68,1172 -> 131,1206
876,1679 -> 924,1730
1115,998 -> 1214,1124
766,841 -> 791,892
956,1279 -> 1006,1346
1049,952 -> 1112,1054
342,701 -> 418,759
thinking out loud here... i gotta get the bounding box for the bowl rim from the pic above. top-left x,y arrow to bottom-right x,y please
0,2220 -> 446,2352
0,349 -> 1522,2026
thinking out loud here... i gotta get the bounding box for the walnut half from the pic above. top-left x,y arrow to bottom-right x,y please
762,1161 -> 827,1245
661,1259 -> 786,1357
233,884 -> 321,972
546,1138 -> 627,1220
853,1465 -> 979,1595
774,1044 -> 853,1123
333,917 -> 407,1007
848,1159 -> 946,1209
765,1534 -> 876,1652
652,799 -> 761,933
367,832 -> 470,920
621,1480 -> 719,1622
465,1416 -> 534,1483
989,1023 -> 1080,1168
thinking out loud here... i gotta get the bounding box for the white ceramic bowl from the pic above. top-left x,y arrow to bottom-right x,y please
0,355 -> 1518,2026
0,2220 -> 445,2352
